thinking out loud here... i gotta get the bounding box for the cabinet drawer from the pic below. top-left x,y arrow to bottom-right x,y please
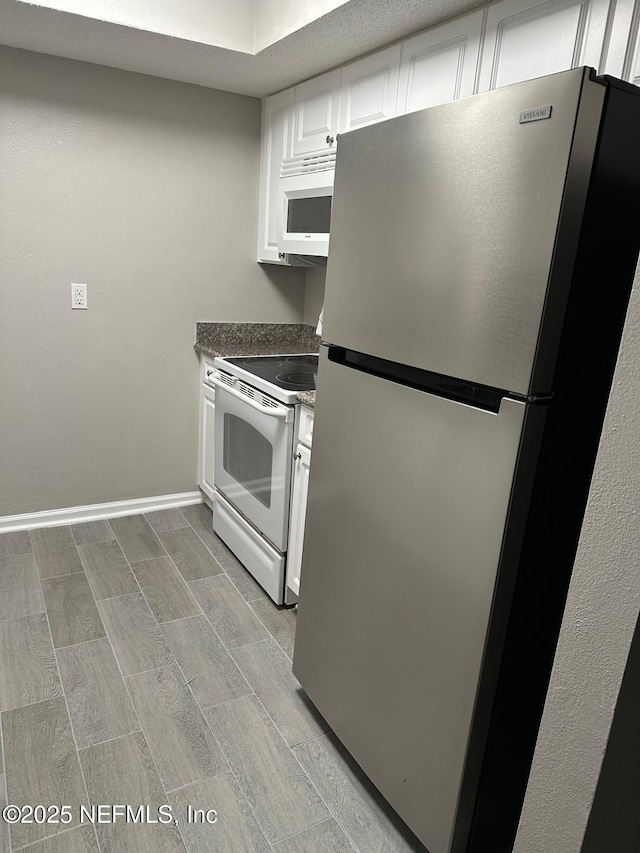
297,405 -> 314,448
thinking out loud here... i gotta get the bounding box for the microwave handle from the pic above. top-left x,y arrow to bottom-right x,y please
210,375 -> 293,422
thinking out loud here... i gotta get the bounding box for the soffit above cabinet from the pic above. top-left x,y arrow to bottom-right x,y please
0,0 -> 490,97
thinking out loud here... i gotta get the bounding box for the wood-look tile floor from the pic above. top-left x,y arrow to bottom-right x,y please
0,505 -> 426,853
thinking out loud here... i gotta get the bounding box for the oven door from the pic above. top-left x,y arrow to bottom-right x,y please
213,379 -> 294,552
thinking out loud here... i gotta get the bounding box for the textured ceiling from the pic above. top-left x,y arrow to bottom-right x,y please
0,0 -> 488,97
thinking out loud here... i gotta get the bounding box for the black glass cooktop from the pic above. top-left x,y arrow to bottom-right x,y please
226,354 -> 319,391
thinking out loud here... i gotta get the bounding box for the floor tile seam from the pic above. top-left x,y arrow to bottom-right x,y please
205,691 -> 335,841
179,518 -> 255,598
162,768 -> 234,797
125,543 -> 206,623
0,607 -> 47,625
122,662 -> 176,682
0,689 -> 71,715
254,697 -> 347,844
161,609 -> 256,709
44,613 -> 104,853
187,597 -> 272,699
195,685 -> 256,714
76,541 -> 144,603
185,577 -> 270,655
79,615 -> 145,754
195,693 -> 290,847
213,557 -> 268,603
288,738 -> 370,853
110,517 -> 171,569
75,727 -> 144,754
115,541 -> 202,655
11,821 -> 86,852
288,729 -> 335,750
35,567 -> 86,582
109,636 -> 215,853
53,629 -> 108,653
71,521 -> 117,548
0,547 -> 34,563
196,700 -> 283,849
28,526 -> 86,583
167,765 -> 275,851
142,510 -> 191,536
243,600 -> 294,651
247,600 -> 297,663
0,552 -> 65,721
175,511 -> 225,567
92,611 -> 190,850
163,762 -> 229,796
0,702 -> 11,853
271,815 -> 358,851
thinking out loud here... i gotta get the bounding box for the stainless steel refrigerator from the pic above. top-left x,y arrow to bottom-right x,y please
292,68 -> 640,853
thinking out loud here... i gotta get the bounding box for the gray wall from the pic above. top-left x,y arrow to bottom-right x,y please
0,46 -> 306,516
303,267 -> 326,328
514,268 -> 640,851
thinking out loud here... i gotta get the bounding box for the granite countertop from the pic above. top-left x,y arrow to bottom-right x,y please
296,390 -> 316,409
195,322 -> 320,359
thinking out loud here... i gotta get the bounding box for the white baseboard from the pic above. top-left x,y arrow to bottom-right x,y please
0,491 -> 205,533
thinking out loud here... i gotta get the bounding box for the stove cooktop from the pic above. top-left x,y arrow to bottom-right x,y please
225,354 -> 318,392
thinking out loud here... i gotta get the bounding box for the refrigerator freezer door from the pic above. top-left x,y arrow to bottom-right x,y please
293,350 -> 527,853
323,68 -> 604,396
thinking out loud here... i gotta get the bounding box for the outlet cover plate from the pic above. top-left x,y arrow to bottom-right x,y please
71,283 -> 88,310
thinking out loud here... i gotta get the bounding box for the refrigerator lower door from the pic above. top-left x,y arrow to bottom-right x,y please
293,351 -> 527,853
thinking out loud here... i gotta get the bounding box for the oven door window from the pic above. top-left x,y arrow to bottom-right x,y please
222,413 -> 273,508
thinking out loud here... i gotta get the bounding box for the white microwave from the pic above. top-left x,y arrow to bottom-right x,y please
277,151 -> 335,257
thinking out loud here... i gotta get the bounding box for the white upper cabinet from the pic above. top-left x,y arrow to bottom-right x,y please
292,69 -> 342,155
397,11 -> 484,114
257,87 -> 293,263
600,0 -> 635,77
477,0 -> 611,92
617,0 -> 640,84
632,38 -> 640,86
338,45 -> 402,133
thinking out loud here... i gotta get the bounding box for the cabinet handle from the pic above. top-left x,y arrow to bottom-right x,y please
326,135 -> 334,145
278,252 -> 286,259
293,452 -> 302,460
206,370 -> 214,376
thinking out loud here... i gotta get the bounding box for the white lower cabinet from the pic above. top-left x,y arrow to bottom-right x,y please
287,405 -> 314,600
198,358 -> 216,503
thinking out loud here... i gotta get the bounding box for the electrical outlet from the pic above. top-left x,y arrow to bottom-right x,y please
71,283 -> 88,310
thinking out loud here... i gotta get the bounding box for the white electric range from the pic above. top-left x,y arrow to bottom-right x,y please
207,354 -> 318,604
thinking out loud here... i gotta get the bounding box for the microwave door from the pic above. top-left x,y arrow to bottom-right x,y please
277,169 -> 333,257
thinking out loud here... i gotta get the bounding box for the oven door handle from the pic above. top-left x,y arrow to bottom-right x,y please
211,376 -> 294,422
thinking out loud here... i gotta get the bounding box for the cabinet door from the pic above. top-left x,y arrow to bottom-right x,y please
397,11 -> 484,114
257,88 -> 294,263
477,0 -> 611,92
339,45 -> 401,133
287,442 -> 311,598
292,70 -> 341,156
622,1 -> 640,84
199,384 -> 216,502
600,0 -> 636,77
